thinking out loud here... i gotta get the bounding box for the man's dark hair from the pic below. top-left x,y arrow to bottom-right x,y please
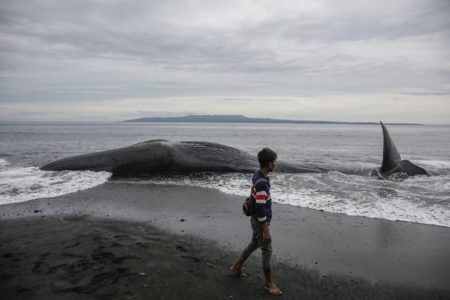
257,148 -> 278,168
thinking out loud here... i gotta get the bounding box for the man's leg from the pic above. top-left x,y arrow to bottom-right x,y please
262,241 -> 274,283
230,239 -> 259,276
230,217 -> 260,276
261,240 -> 283,295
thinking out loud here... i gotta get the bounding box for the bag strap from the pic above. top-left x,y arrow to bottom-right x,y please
253,177 -> 267,187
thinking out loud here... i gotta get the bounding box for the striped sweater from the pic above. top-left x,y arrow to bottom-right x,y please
251,170 -> 272,224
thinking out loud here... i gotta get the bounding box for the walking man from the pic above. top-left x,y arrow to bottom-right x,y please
230,147 -> 283,296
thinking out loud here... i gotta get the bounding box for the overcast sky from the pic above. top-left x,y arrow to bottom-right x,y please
1,0 -> 449,123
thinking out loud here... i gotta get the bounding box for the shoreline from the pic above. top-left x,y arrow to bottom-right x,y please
1,182 -> 449,299
3,180 -> 449,230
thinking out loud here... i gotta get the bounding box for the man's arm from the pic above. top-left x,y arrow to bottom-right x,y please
255,181 -> 271,242
261,222 -> 271,243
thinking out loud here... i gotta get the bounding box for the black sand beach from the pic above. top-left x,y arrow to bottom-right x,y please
1,182 -> 449,299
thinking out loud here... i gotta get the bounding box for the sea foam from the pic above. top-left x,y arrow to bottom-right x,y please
0,158 -> 111,205
136,171 -> 450,228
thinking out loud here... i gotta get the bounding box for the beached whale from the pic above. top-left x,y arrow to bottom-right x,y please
371,122 -> 429,179
41,122 -> 428,179
41,139 -> 325,177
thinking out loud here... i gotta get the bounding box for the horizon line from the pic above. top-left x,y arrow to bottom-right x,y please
2,118 -> 449,126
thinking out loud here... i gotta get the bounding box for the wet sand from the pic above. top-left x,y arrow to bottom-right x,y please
1,182 -> 449,299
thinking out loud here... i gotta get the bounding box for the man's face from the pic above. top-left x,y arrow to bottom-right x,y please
268,159 -> 277,172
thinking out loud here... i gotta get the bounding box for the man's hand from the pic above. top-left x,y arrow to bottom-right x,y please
261,223 -> 271,243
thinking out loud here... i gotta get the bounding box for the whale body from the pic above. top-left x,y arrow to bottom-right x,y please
41,122 -> 429,179
41,139 -> 325,177
371,122 -> 429,179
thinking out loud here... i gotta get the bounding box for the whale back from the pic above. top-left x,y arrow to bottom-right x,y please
380,122 -> 402,173
40,139 -> 328,177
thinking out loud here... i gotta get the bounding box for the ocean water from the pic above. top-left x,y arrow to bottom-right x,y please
1,122 -> 449,227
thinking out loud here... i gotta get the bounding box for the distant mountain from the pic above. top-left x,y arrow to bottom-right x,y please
123,115 -> 422,125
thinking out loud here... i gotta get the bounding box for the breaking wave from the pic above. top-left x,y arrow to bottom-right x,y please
0,158 -> 111,205
132,170 -> 450,228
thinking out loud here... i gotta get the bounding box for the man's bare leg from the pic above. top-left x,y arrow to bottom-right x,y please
230,255 -> 249,278
231,237 -> 259,278
261,239 -> 283,296
264,269 -> 283,295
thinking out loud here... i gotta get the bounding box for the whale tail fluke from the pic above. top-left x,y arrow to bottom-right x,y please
378,121 -> 429,178
380,121 -> 402,173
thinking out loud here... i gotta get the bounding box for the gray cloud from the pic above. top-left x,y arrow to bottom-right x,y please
0,0 -> 449,122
